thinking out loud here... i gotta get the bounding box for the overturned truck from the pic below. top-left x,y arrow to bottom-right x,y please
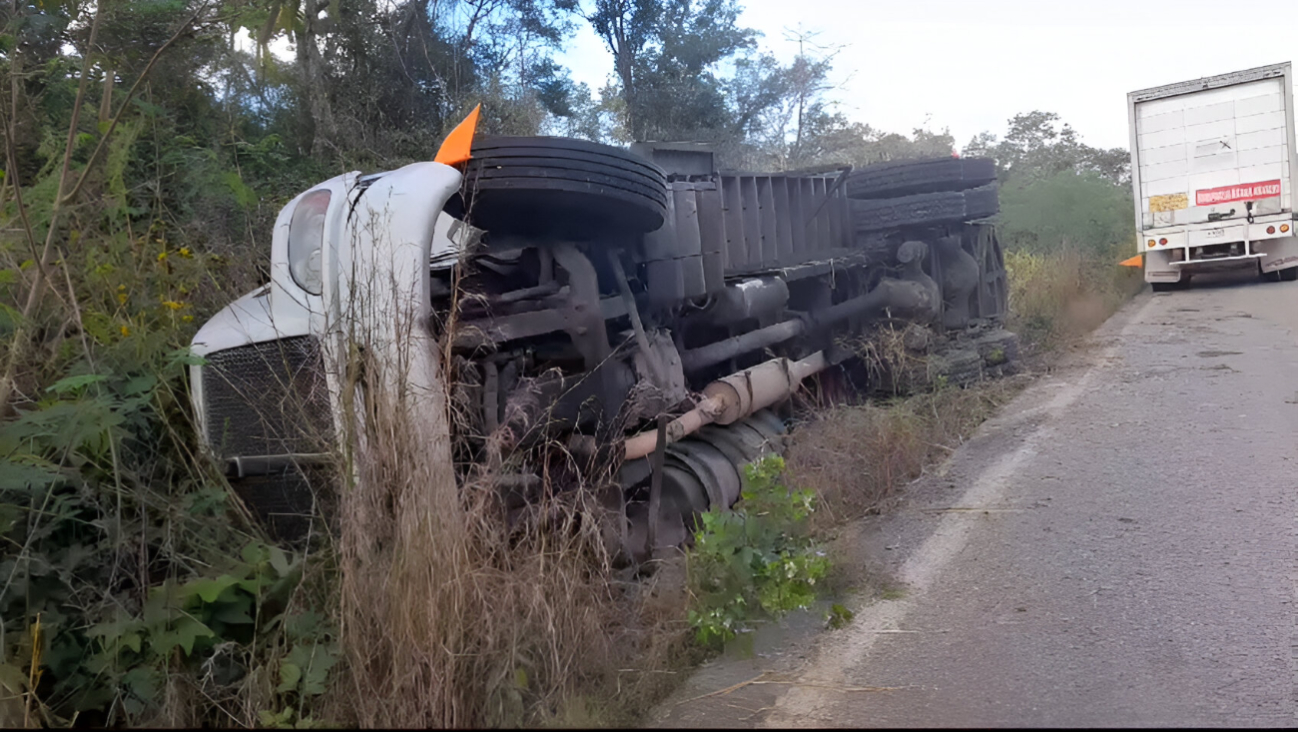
189,135 -> 1015,557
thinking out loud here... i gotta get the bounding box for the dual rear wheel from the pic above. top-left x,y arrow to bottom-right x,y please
1151,278 -> 1190,292
1262,266 -> 1298,282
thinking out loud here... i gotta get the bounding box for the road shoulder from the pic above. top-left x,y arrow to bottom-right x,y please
648,293 -> 1154,728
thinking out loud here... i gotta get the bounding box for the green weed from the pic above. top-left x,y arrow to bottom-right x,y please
879,586 -> 907,601
685,456 -> 830,646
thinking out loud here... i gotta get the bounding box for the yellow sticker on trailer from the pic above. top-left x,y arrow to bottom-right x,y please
1149,193 -> 1188,212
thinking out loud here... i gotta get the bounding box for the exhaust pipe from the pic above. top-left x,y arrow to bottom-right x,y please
623,350 -> 829,460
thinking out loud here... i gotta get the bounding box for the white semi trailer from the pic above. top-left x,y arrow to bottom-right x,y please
1129,62 -> 1298,289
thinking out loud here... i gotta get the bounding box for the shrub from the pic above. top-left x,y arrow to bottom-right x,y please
686,456 -> 829,646
1004,248 -> 1143,349
784,380 -> 1018,527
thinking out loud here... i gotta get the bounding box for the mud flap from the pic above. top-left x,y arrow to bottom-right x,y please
1257,235 -> 1298,273
1144,248 -> 1182,284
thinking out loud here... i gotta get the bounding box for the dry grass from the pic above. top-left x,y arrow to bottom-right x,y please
784,379 -> 1023,529
331,345 -> 631,726
1004,248 -> 1143,351
317,226 -> 695,728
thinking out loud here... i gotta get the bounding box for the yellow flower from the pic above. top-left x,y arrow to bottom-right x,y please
116,293 -> 128,305
156,251 -> 168,262
120,325 -> 131,337
178,247 -> 192,258
161,300 -> 184,311
182,315 -> 194,323
117,284 -> 126,290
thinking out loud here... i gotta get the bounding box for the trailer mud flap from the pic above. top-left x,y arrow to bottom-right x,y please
1257,235 -> 1298,273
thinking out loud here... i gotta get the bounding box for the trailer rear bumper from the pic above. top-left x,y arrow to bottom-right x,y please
1144,235 -> 1298,281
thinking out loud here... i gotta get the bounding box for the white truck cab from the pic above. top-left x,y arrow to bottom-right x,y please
1129,62 -> 1298,289
188,162 -> 466,479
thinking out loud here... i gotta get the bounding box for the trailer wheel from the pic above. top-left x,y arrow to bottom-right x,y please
1151,281 -> 1178,292
846,157 -> 996,199
851,183 -> 1000,232
1281,266 -> 1298,281
962,183 -> 1000,221
457,135 -> 669,240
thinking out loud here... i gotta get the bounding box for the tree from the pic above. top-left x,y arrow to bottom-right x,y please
964,110 -> 1129,185
721,30 -> 956,171
587,0 -> 753,141
998,170 -> 1134,256
967,112 -> 1135,256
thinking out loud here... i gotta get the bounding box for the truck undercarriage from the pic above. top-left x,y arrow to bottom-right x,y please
190,136 -> 1018,560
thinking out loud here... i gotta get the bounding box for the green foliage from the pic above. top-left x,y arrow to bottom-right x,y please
826,603 -> 854,629
0,338 -> 338,724
74,544 -> 304,714
1003,247 -> 1142,349
0,5 -> 335,724
964,112 -> 1141,350
998,169 -> 1134,258
964,112 -> 1134,263
965,110 -> 1130,185
686,455 -> 829,646
588,0 -> 756,141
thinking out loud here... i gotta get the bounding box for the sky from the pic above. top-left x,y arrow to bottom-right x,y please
560,0 -> 1298,152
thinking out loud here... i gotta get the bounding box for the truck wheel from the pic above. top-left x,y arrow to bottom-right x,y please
851,183 -> 999,232
1262,269 -> 1283,283
846,157 -> 996,199
926,347 -> 984,387
1151,281 -> 1178,292
962,183 -> 1000,221
1281,266 -> 1298,281
458,135 -> 668,240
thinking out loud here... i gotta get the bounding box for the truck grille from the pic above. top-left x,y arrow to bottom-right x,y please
200,336 -> 333,460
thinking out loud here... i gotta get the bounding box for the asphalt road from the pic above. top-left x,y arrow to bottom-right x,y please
657,272 -> 1298,728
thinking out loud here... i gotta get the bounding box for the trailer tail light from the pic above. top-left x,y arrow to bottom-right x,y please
1147,239 -> 1156,248
1267,225 -> 1276,234
1159,238 -> 1168,245
1283,224 -> 1291,233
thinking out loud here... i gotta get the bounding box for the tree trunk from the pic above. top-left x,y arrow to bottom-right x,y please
613,23 -> 642,141
295,0 -> 338,158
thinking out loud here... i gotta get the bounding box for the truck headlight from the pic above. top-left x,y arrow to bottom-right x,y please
288,190 -> 330,295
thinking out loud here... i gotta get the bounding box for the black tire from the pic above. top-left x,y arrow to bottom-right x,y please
963,183 -> 1000,220
973,329 -> 1019,367
851,183 -> 999,232
459,136 -> 668,240
928,347 -> 983,387
1280,266 -> 1298,281
846,157 -> 996,200
1151,281 -> 1179,292
1262,269 -> 1283,283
